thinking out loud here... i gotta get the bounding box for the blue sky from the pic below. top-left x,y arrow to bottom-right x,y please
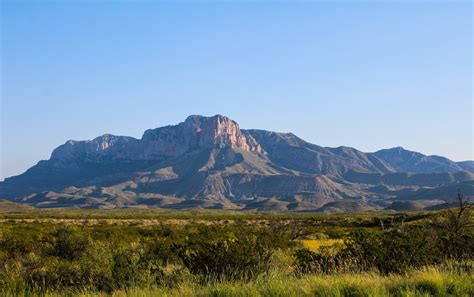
1,1 -> 472,180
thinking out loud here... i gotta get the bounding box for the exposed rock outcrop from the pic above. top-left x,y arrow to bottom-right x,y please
141,115 -> 263,158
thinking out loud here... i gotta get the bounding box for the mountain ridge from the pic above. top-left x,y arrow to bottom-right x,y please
1,115 -> 472,212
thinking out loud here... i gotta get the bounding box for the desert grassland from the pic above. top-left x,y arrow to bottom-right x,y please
1,207 -> 473,297
89,267 -> 474,297
0,205 -> 438,221
5,264 -> 473,297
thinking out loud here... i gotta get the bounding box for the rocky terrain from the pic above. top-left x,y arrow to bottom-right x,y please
1,115 -> 472,212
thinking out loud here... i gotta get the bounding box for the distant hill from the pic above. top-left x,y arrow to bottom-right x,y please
394,180 -> 474,201
385,200 -> 445,211
317,200 -> 382,214
0,199 -> 35,212
1,115 -> 472,211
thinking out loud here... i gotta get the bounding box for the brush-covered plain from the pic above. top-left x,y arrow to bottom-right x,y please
0,205 -> 473,296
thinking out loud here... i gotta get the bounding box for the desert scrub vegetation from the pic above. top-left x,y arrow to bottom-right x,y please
2,263 -> 473,296
0,198 -> 472,296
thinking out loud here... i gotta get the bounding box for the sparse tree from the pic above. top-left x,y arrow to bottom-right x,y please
444,190 -> 471,236
437,190 -> 473,259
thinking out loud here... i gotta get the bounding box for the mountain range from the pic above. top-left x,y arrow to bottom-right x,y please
1,115 -> 472,212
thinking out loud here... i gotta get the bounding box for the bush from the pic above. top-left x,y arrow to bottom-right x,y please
0,233 -> 38,258
294,248 -> 343,275
176,233 -> 273,281
46,227 -> 90,261
295,219 -> 473,275
342,227 -> 443,274
28,258 -> 83,291
111,245 -> 165,289
141,237 -> 176,266
77,241 -> 114,292
112,249 -> 141,288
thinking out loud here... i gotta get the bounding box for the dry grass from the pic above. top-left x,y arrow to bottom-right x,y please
301,239 -> 343,252
26,264 -> 473,297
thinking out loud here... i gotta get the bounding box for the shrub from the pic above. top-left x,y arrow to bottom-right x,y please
27,258 -> 83,291
293,245 -> 353,275
294,249 -> 334,275
294,225 -> 452,275
141,237 -> 176,266
46,227 -> 90,261
176,233 -> 273,281
111,246 -> 164,289
342,227 -> 444,274
77,241 -> 114,292
434,192 -> 474,260
0,233 -> 38,258
112,249 -> 139,288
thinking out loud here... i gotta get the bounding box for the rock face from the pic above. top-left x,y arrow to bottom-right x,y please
51,135 -> 140,163
141,115 -> 263,158
49,115 -> 264,164
0,114 -> 472,212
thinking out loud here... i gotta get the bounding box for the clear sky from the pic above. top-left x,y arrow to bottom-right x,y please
1,0 -> 472,180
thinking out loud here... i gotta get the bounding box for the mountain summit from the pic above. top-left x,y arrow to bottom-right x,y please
141,115 -> 264,156
1,115 -> 472,211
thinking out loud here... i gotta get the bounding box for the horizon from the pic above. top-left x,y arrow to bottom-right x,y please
1,1 -> 473,180
1,112 -> 472,181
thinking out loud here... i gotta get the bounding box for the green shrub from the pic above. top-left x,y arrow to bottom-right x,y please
176,233 -> 273,281
294,223 -> 470,275
77,241 -> 114,292
141,237 -> 176,266
342,227 -> 443,274
111,246 -> 164,289
112,249 -> 140,288
0,232 -> 38,258
28,258 -> 83,291
46,226 -> 91,261
294,248 -> 340,275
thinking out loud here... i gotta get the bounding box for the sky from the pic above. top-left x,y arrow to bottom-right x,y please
0,0 -> 472,181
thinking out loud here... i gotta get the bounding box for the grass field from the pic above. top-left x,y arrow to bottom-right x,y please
3,263 -> 473,296
101,267 -> 474,297
0,207 -> 472,296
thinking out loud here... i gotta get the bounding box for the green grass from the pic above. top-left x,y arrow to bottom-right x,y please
5,265 -> 471,297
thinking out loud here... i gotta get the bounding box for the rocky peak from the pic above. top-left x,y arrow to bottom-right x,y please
142,115 -> 264,157
183,115 -> 260,150
51,134 -> 138,161
48,115 -> 264,163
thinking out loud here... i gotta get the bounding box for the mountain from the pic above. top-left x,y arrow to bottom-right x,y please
373,147 -> 469,173
1,115 -> 473,211
458,161 -> 474,173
